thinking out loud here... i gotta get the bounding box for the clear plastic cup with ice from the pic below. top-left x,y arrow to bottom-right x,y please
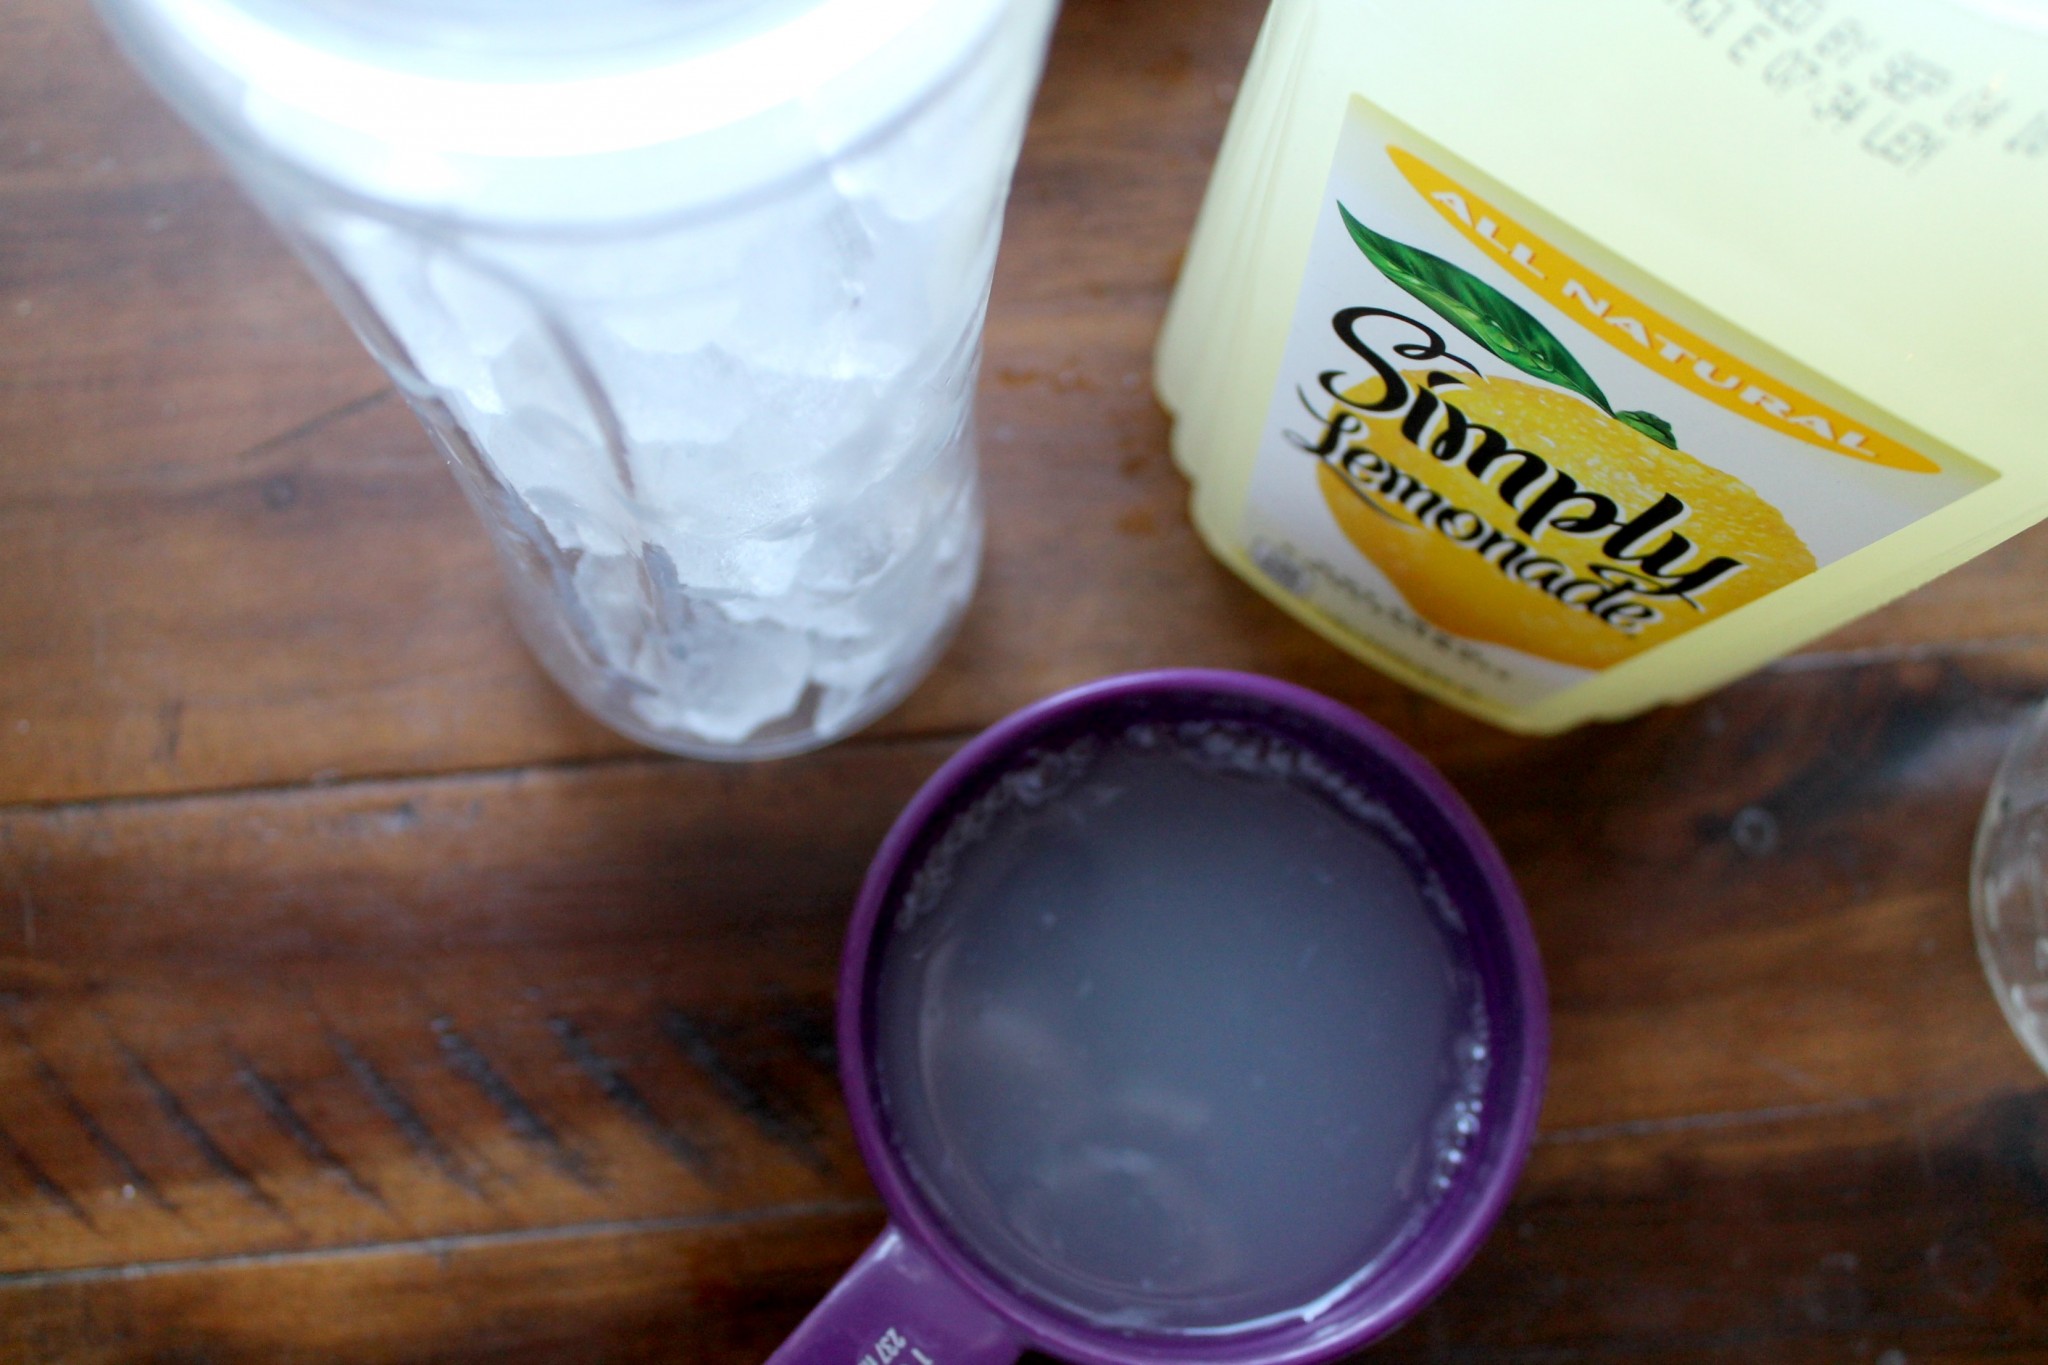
96,0 -> 1060,757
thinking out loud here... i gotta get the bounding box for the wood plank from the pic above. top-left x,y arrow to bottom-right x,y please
8,0 -> 2048,1359
1386,1083 -> 2048,1364
0,738 -> 941,1272
0,0 -> 386,510
12,0 -> 2046,809
0,1204 -> 884,1365
0,646 -> 2043,1359
0,0 -> 1275,804
5,1088 -> 2042,1363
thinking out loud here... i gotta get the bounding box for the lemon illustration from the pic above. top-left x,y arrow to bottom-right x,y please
1316,371 -> 1816,670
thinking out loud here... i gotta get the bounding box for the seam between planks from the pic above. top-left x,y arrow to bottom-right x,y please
0,1198 -> 883,1289
1766,632 -> 2048,674
11,634 -> 2048,818
0,726 -> 982,820
1539,1094 -> 1894,1146
1536,1083 -> 2044,1148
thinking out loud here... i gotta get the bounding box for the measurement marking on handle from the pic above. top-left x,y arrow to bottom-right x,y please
857,1326 -> 934,1365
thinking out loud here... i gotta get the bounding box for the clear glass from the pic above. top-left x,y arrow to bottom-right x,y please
95,0 -> 1059,758
1972,699 -> 2048,1075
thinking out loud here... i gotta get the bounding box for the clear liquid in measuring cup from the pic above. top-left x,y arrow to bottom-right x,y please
871,720 -> 1490,1333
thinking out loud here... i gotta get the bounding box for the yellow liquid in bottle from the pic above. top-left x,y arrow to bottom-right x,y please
1158,0 -> 2048,732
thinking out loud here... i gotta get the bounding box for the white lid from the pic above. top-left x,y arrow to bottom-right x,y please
113,0 -> 1016,223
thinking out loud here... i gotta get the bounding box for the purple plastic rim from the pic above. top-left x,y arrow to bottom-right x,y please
837,670 -> 1548,1365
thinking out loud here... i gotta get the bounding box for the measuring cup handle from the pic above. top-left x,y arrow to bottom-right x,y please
765,1224 -> 1022,1365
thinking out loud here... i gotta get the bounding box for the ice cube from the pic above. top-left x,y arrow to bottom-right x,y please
278,27 -> 1018,759
466,408 -> 630,556
594,340 -> 752,451
569,549 -> 654,661
631,603 -> 815,744
423,249 -> 530,404
652,521 -> 815,603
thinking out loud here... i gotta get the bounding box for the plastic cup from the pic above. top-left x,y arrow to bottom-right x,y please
773,670 -> 1547,1365
1972,696 -> 2048,1074
93,0 -> 1060,759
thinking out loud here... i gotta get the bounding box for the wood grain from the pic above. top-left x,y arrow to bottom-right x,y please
2,648 -> 2045,1358
0,740 -> 937,1274
1,0 -> 1294,805
13,0 -> 2044,808
6,0 -> 2048,1360
0,1206 -> 885,1365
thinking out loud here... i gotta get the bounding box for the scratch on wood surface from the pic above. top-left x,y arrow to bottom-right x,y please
1541,1094 -> 1892,1146
431,1017 -> 600,1190
0,1115 -> 92,1228
326,1030 -> 487,1201
660,1008 -> 829,1174
231,1053 -> 387,1210
547,1016 -> 713,1177
0,1003 -> 174,1214
111,1037 -> 295,1226
231,387 -> 394,467
1753,1054 -> 1837,1099
151,699 -> 184,769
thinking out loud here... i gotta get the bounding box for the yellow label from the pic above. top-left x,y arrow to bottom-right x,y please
1238,97 -> 1991,710
1386,148 -> 1937,475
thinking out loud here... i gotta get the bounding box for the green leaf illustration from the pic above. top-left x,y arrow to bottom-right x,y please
1615,409 -> 1678,449
1338,202 -> 1613,415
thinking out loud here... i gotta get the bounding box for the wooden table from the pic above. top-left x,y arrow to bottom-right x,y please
4,0 -> 2046,1359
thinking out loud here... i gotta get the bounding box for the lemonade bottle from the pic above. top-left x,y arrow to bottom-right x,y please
1156,0 -> 2048,733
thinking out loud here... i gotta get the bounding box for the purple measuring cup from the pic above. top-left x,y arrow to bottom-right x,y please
771,670 -> 1546,1365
